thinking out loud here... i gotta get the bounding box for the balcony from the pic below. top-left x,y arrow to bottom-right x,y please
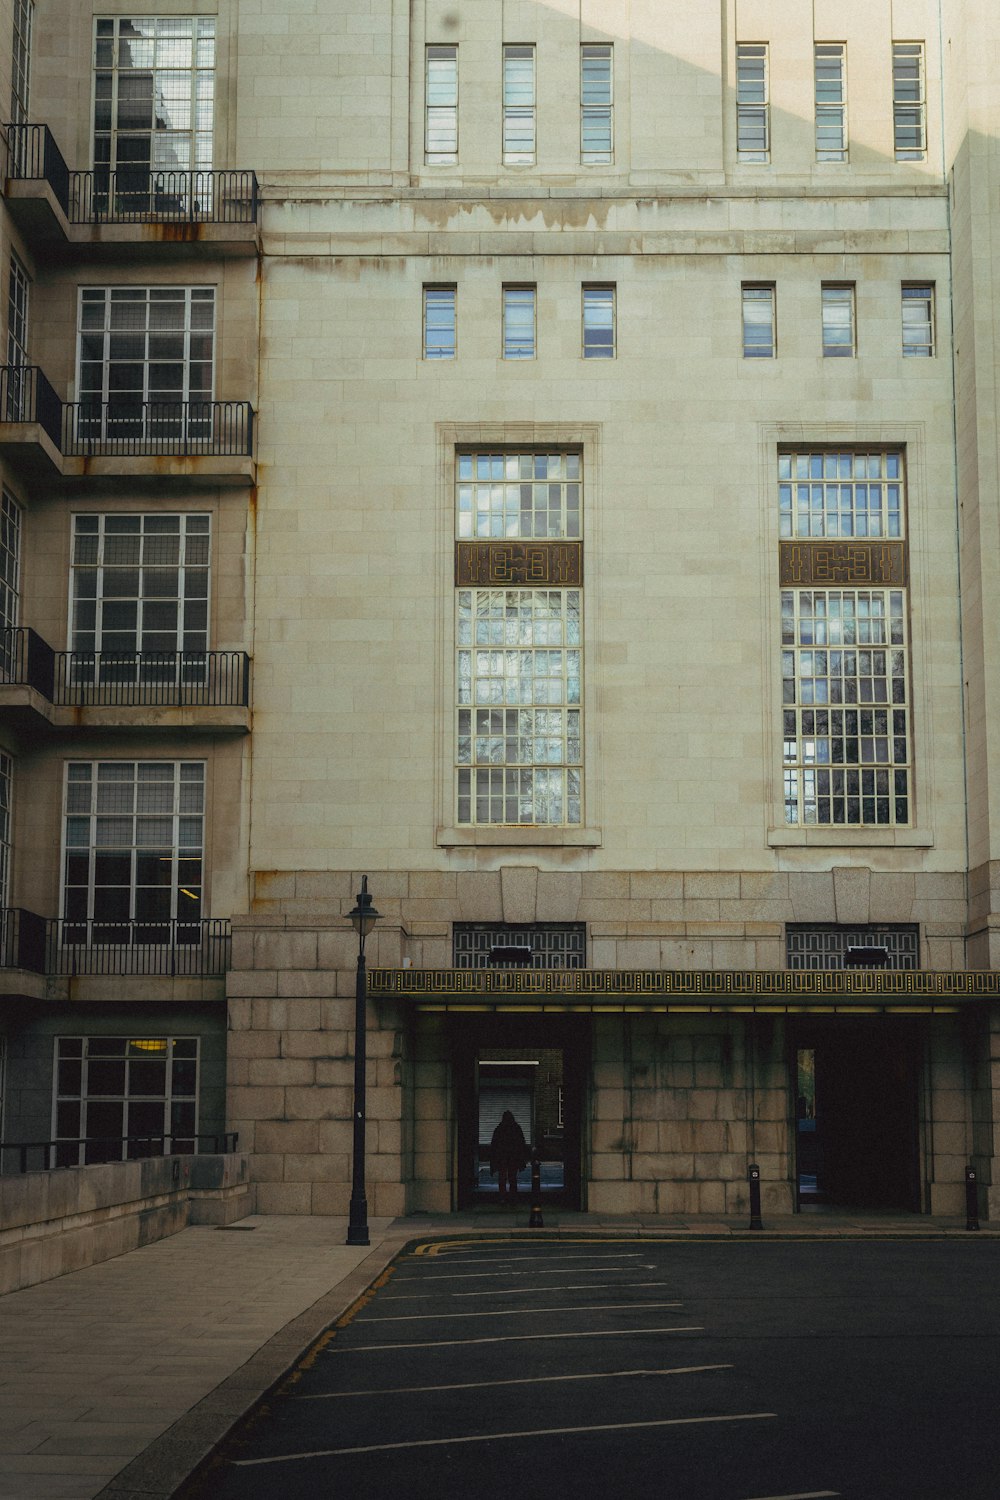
0,633 -> 251,732
0,365 -> 64,477
0,378 -> 256,486
3,125 -> 260,256
0,911 -> 231,1001
50,918 -> 232,977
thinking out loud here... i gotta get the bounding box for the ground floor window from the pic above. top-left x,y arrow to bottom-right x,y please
53,1035 -> 198,1165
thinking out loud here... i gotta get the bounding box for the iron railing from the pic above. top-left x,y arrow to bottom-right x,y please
54,650 -> 250,708
71,168 -> 259,225
0,626 -> 55,697
49,918 -> 231,976
62,400 -> 254,458
0,1132 -> 240,1174
2,122 -> 70,212
0,364 -> 64,448
0,907 -> 48,973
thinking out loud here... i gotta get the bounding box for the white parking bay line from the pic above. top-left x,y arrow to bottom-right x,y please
336,1325 -> 703,1352
406,1252 -> 645,1268
233,1412 -> 777,1467
453,1281 -> 673,1297
742,1492 -> 839,1499
360,1302 -> 682,1322
379,1281 -> 673,1300
394,1261 -> 647,1283
298,1363 -> 734,1400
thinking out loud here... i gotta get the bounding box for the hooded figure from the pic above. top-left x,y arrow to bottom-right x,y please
489,1109 -> 529,1201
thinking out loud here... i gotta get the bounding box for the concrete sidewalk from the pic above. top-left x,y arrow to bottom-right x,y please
0,1209 -> 994,1500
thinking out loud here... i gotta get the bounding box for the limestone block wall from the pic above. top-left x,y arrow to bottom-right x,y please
227,919 -> 408,1216
588,1014 -> 791,1217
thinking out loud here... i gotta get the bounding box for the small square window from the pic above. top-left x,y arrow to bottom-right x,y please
582,286 -> 614,358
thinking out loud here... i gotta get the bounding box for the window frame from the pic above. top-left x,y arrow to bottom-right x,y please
0,751 -> 12,908
10,0 -> 32,126
814,42 -> 847,162
742,283 -> 776,358
821,283 -> 856,358
502,44 -> 536,165
901,284 -> 934,357
580,43 -> 613,164
582,285 -> 615,359
502,285 -> 536,360
0,489 -> 22,639
892,41 -> 926,161
60,759 -> 206,946
425,43 -> 458,164
91,15 -> 216,214
423,285 -> 457,360
736,42 -> 769,162
52,1034 -> 200,1166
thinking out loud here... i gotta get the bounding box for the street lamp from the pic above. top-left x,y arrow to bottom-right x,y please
347,875 -> 380,1246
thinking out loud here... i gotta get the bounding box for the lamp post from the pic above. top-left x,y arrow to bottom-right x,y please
347,875 -> 380,1246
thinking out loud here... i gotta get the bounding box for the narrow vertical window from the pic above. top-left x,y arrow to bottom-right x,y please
455,451 -> 583,829
6,253 -> 30,420
901,285 -> 934,357
0,751 -> 11,907
10,0 -> 32,124
821,284 -> 855,357
582,286 -> 615,358
503,286 -> 536,359
779,451 -> 910,828
742,285 -> 775,358
815,44 -> 847,161
425,44 -> 458,163
893,42 -> 926,160
736,43 -> 769,161
423,286 -> 456,359
0,490 -> 22,680
581,44 -> 612,163
503,44 -> 535,164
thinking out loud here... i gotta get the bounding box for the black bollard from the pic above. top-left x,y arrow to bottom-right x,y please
748,1161 -> 763,1231
965,1165 -> 980,1232
529,1154 -> 544,1228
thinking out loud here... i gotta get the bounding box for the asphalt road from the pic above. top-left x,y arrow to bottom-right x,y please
188,1236 -> 1000,1500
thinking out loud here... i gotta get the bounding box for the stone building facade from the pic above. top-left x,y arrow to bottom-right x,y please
2,0 -> 1000,1222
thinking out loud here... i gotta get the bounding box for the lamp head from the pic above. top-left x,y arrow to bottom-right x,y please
349,875 -> 380,939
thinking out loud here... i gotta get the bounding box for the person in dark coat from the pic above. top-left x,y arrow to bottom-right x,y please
489,1110 -> 528,1201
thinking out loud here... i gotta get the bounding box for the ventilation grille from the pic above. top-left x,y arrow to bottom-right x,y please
453,922 -> 586,970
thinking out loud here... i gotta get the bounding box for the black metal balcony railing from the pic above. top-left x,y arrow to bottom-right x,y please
3,122 -> 70,213
0,364 -> 64,448
0,1132 -> 240,1174
53,650 -> 250,708
0,626 -> 56,697
0,907 -> 48,973
62,400 -> 254,458
71,168 -> 259,225
0,913 -> 231,976
50,918 -> 232,975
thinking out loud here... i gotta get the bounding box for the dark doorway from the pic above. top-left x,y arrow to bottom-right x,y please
794,1022 -> 922,1211
451,1017 -> 589,1209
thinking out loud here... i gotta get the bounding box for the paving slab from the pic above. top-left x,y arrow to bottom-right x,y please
0,1208 -> 995,1500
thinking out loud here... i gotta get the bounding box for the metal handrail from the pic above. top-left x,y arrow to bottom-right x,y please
0,1132 -> 240,1174
0,364 -> 64,448
49,917 -> 231,976
70,168 -> 259,225
0,627 -> 55,697
62,400 -> 254,458
54,650 -> 250,708
2,122 -> 70,212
